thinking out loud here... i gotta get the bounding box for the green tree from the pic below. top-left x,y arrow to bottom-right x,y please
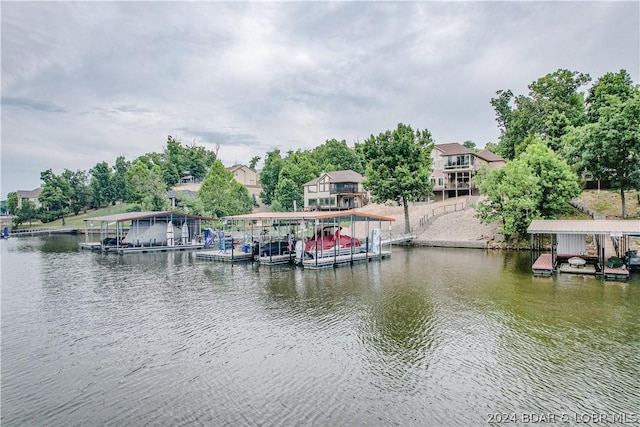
259,149 -> 284,205
143,191 -> 169,212
249,155 -> 261,169
570,90 -> 640,218
360,123 -> 434,233
476,140 -> 580,236
165,135 -> 187,175
519,139 -> 581,218
484,142 -> 500,154
198,161 -> 253,217
62,169 -> 89,215
492,69 -> 591,159
543,109 -> 573,152
475,162 -> 541,237
161,135 -> 218,186
179,195 -> 206,216
185,144 -> 210,180
89,162 -> 113,208
135,153 -> 156,169
272,150 -> 318,211
112,156 -> 129,203
14,199 -> 37,227
125,160 -> 168,210
160,161 -> 181,188
312,139 -> 364,174
271,178 -> 299,212
462,140 -> 478,152
6,192 -> 18,216
586,69 -> 636,122
528,69 -> 590,128
39,169 -> 71,223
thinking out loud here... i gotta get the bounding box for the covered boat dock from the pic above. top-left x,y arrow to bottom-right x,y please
80,211 -> 217,254
196,209 -> 395,268
528,219 -> 640,280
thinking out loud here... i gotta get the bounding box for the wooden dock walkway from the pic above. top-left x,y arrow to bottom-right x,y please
603,266 -> 630,281
532,254 -> 554,276
382,233 -> 414,245
301,251 -> 391,269
9,227 -> 80,236
195,250 -> 253,262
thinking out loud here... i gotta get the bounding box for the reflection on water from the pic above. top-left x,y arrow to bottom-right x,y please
1,236 -> 639,426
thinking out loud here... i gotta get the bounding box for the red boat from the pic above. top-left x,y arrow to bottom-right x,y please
304,227 -> 361,252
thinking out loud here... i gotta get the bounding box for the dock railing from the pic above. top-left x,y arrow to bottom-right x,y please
8,227 -> 80,236
412,200 -> 467,234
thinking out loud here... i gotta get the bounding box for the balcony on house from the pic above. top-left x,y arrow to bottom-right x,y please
443,180 -> 471,189
330,183 -> 360,194
443,154 -> 476,171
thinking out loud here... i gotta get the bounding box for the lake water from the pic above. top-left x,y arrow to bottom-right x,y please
1,235 -> 639,426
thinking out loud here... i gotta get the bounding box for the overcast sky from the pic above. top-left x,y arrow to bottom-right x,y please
1,1 -> 638,199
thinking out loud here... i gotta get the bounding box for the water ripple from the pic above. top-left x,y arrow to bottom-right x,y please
2,239 -> 638,426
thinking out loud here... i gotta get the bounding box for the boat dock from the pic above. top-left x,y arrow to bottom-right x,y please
198,209 -> 395,269
299,250 -> 392,269
79,211 -> 217,255
528,220 -> 640,281
75,207 -> 395,270
195,250 -> 254,262
531,253 -> 553,276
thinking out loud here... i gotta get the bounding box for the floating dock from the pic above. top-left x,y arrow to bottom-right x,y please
300,250 -> 391,269
195,250 -> 254,262
80,211 -> 217,255
532,253 -> 553,276
199,209 -> 395,269
528,219 -> 640,281
603,266 -> 631,281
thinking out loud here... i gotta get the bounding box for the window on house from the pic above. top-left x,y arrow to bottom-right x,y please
309,185 -> 317,193
308,198 -> 317,206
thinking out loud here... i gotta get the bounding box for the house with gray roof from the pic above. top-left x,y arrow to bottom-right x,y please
16,188 -> 43,209
303,170 -> 368,211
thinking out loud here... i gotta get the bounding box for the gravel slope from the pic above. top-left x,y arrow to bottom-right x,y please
357,199 -> 498,243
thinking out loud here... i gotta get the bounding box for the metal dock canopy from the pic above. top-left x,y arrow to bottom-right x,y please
220,209 -> 396,268
222,209 -> 396,223
83,210 -> 217,224
81,211 -> 218,254
527,219 -> 640,280
527,219 -> 640,235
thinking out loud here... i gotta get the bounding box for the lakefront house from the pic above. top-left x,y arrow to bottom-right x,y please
429,143 -> 506,201
167,165 -> 262,208
303,170 -> 368,211
16,188 -> 43,209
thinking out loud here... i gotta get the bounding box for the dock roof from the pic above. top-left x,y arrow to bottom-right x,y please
528,219 -> 640,235
84,211 -> 217,223
223,209 -> 395,223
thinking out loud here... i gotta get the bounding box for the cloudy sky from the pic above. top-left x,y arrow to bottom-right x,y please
1,1 -> 638,198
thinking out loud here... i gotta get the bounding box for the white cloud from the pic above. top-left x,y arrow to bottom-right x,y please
2,1 -> 638,197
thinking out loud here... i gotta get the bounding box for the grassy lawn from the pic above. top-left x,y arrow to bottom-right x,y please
22,203 -> 136,229
575,189 -> 640,219
557,204 -> 592,220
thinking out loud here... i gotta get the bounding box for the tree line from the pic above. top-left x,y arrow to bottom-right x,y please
7,136 -> 220,226
6,68 -> 639,238
477,68 -> 640,237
